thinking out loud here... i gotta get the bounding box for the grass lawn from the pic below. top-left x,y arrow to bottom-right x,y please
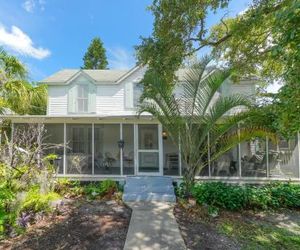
174,201 -> 300,250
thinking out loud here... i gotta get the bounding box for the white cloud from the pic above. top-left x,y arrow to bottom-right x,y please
107,47 -> 135,69
0,24 -> 50,59
238,7 -> 249,16
22,0 -> 35,13
22,0 -> 46,13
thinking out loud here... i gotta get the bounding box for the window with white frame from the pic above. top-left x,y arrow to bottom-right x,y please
77,85 -> 89,113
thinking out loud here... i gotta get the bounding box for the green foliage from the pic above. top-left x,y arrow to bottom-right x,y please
136,0 -> 230,81
82,37 -> 108,69
83,180 -> 118,200
271,80 -> 300,138
211,0 -> 300,82
192,182 -> 248,210
54,178 -> 83,197
0,183 -> 15,235
139,58 -> 273,187
0,48 -> 47,115
21,186 -> 60,213
192,182 -> 300,211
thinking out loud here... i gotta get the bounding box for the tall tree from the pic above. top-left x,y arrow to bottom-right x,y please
210,0 -> 300,82
0,48 -> 47,115
136,0 -> 299,138
136,0 -> 299,82
136,0 -> 230,81
139,57 -> 273,187
82,37 -> 108,69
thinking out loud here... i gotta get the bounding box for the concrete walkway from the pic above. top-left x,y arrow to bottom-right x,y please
124,202 -> 186,250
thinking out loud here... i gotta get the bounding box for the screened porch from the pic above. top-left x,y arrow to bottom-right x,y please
12,122 -> 300,182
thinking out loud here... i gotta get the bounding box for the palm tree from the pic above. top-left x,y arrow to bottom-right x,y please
0,48 -> 47,115
139,57 -> 274,189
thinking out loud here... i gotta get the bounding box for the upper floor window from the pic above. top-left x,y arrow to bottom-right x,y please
68,82 -> 96,114
77,85 -> 89,113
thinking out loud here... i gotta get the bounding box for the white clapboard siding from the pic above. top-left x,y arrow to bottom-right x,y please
96,85 -> 125,114
48,86 -> 68,115
46,67 -> 255,116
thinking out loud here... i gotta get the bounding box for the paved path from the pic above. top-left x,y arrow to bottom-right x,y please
124,202 -> 186,250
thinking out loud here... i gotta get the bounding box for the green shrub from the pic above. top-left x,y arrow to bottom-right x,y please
21,186 -> 60,213
247,182 -> 300,209
192,182 -> 248,210
191,181 -> 300,211
84,180 -> 118,200
0,183 -> 15,235
54,178 -> 84,196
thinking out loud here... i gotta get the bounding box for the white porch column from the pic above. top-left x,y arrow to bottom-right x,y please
266,136 -> 269,178
63,123 -> 66,176
208,132 -> 211,177
120,123 -> 123,176
179,134 -> 182,176
92,123 -> 95,175
11,122 -> 14,144
238,125 -> 242,178
158,124 -> 163,175
134,124 -> 138,175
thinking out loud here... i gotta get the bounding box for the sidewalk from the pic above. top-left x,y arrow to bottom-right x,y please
124,202 -> 186,250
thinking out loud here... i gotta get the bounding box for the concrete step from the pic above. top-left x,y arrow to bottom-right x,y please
124,184 -> 174,193
123,193 -> 176,203
123,176 -> 176,203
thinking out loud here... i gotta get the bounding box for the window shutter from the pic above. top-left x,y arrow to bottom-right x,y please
88,83 -> 96,113
125,82 -> 134,109
68,84 -> 77,113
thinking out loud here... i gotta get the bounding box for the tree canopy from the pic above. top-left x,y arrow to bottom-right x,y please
136,0 -> 230,81
211,0 -> 300,82
136,0 -> 299,82
82,37 -> 108,69
0,48 -> 47,115
136,0 -> 299,137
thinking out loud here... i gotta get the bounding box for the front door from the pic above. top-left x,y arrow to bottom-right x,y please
137,124 -> 161,175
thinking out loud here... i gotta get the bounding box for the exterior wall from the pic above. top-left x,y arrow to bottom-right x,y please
48,85 -> 68,115
47,67 -> 256,117
96,84 -> 124,114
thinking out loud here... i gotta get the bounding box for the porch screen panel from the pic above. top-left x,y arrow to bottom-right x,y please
66,124 -> 92,174
123,124 -> 134,175
211,146 -> 239,177
241,138 -> 267,177
94,124 -> 120,175
163,133 -> 179,176
268,136 -> 299,178
44,124 -> 64,174
210,127 -> 239,177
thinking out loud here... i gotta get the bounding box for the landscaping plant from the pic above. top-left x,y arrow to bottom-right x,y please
139,57 -> 274,190
84,180 -> 118,200
191,181 -> 300,211
0,125 -> 62,238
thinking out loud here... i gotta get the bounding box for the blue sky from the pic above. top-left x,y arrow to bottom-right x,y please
0,0 -> 251,81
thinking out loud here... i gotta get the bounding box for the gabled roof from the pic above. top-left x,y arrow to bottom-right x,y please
41,69 -> 129,84
40,65 -> 258,85
40,66 -> 140,85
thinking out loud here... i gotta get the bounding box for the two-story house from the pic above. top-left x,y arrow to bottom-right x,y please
4,65 -> 300,182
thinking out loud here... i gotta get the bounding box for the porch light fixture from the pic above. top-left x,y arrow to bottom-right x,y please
118,139 -> 125,149
162,131 -> 168,140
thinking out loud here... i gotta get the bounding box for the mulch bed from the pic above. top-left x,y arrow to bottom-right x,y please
0,199 -> 132,250
174,203 -> 241,250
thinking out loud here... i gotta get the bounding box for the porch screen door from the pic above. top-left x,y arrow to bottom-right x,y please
137,124 -> 160,174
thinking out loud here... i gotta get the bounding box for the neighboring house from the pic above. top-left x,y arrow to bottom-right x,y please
2,65 -> 299,182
